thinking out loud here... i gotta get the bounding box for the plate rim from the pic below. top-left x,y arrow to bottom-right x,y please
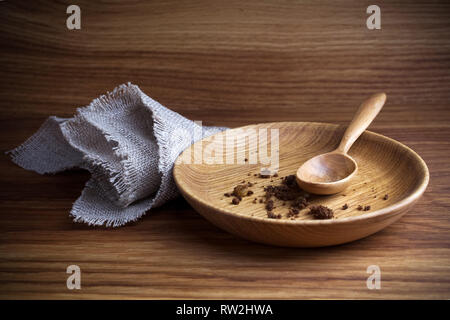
173,121 -> 430,226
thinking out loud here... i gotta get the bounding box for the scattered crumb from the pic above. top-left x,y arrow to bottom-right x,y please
265,200 -> 274,211
287,208 -> 299,217
383,194 -> 389,200
309,205 -> 334,220
267,211 -> 281,219
291,197 -> 308,210
224,171 -> 381,220
232,184 -> 249,198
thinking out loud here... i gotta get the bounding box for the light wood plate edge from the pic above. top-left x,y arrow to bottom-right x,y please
173,122 -> 430,226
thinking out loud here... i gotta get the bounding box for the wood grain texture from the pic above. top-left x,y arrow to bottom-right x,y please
0,0 -> 449,299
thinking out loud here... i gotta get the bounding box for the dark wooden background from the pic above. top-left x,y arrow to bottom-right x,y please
1,0 -> 449,299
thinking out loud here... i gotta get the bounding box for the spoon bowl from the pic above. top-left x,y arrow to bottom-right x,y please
296,152 -> 357,195
296,93 -> 386,195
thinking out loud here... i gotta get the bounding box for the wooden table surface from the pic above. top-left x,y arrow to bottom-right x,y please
1,0 -> 449,299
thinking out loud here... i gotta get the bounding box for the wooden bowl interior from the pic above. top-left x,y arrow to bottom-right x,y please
175,122 -> 427,223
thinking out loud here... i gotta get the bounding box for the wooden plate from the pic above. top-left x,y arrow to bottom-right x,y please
173,122 -> 429,247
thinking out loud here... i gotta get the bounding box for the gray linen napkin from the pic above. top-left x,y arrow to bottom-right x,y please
8,83 -> 226,227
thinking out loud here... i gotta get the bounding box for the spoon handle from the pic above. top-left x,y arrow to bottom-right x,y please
336,93 -> 387,154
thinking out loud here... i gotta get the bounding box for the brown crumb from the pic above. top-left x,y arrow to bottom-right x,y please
247,190 -> 254,196
232,184 -> 249,198
256,173 -> 311,220
273,173 -> 279,177
383,194 -> 389,200
267,211 -> 281,219
308,205 -> 334,220
231,197 -> 240,205
287,208 -> 299,217
244,158 -> 248,162
364,205 -> 371,211
263,183 -> 308,202
224,193 -> 231,197
291,196 -> 309,210
252,199 -> 257,204
282,175 -> 297,189
265,200 -> 274,211
342,203 -> 349,210
357,205 -> 363,211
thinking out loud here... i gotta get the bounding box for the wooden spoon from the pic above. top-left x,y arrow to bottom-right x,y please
296,93 -> 387,195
